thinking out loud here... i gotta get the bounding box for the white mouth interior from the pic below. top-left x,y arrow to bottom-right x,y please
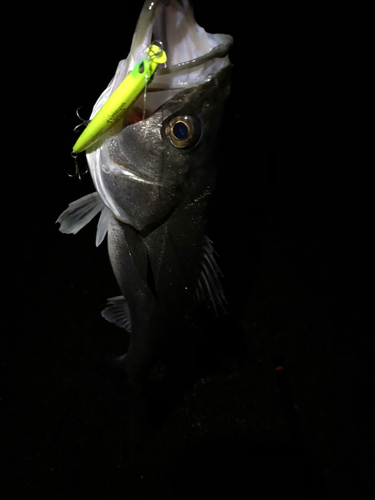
90,0 -> 232,119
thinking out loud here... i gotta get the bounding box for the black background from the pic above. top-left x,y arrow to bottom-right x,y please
5,2 -> 371,499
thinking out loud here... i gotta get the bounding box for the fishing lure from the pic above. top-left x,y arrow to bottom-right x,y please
72,43 -> 167,155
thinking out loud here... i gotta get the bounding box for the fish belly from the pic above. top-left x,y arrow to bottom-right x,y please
107,210 -> 205,385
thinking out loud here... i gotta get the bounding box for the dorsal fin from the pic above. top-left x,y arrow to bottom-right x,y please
194,236 -> 227,315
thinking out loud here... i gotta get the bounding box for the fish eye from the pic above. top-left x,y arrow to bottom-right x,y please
165,115 -> 200,149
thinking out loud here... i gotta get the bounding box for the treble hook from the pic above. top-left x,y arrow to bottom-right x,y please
68,151 -> 88,181
73,107 -> 91,133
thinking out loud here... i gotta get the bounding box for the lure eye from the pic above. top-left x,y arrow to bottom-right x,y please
165,115 -> 200,149
138,61 -> 145,74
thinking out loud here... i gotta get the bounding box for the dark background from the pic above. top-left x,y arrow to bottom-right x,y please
5,2 -> 371,499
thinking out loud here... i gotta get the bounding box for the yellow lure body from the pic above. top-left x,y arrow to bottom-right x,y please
72,45 -> 167,154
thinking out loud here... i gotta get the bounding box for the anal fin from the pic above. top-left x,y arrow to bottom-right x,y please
101,296 -> 132,331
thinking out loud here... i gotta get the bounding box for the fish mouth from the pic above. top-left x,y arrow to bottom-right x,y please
89,0 -> 233,122
131,0 -> 233,91
95,0 -> 233,113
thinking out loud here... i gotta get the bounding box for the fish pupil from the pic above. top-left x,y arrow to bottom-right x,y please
173,121 -> 188,140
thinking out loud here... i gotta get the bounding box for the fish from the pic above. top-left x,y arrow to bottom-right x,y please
57,0 -> 233,394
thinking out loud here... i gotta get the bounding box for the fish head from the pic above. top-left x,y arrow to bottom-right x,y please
87,0 -> 233,231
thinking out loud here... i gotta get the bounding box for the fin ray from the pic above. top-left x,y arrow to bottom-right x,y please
56,192 -> 104,235
96,205 -> 111,247
195,236 -> 227,315
101,296 -> 132,331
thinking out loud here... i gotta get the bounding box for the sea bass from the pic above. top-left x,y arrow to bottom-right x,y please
57,0 -> 233,391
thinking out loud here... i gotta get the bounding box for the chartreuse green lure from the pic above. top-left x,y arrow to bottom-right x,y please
72,44 -> 167,154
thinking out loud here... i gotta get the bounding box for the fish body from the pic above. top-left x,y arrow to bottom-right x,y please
58,0 -> 233,389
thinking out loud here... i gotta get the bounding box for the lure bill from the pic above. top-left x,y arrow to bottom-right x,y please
72,44 -> 167,154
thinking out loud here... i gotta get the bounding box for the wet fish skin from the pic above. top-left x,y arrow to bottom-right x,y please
106,66 -> 232,386
102,67 -> 231,232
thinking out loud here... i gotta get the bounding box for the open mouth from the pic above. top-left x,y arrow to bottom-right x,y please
133,0 -> 233,91
92,0 -> 233,121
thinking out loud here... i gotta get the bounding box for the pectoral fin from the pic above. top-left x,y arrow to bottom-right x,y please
96,205 -> 111,247
56,192 -> 111,247
57,192 -> 103,234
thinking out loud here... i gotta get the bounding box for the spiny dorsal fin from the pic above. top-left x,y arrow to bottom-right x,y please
101,296 -> 132,331
194,236 -> 227,315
